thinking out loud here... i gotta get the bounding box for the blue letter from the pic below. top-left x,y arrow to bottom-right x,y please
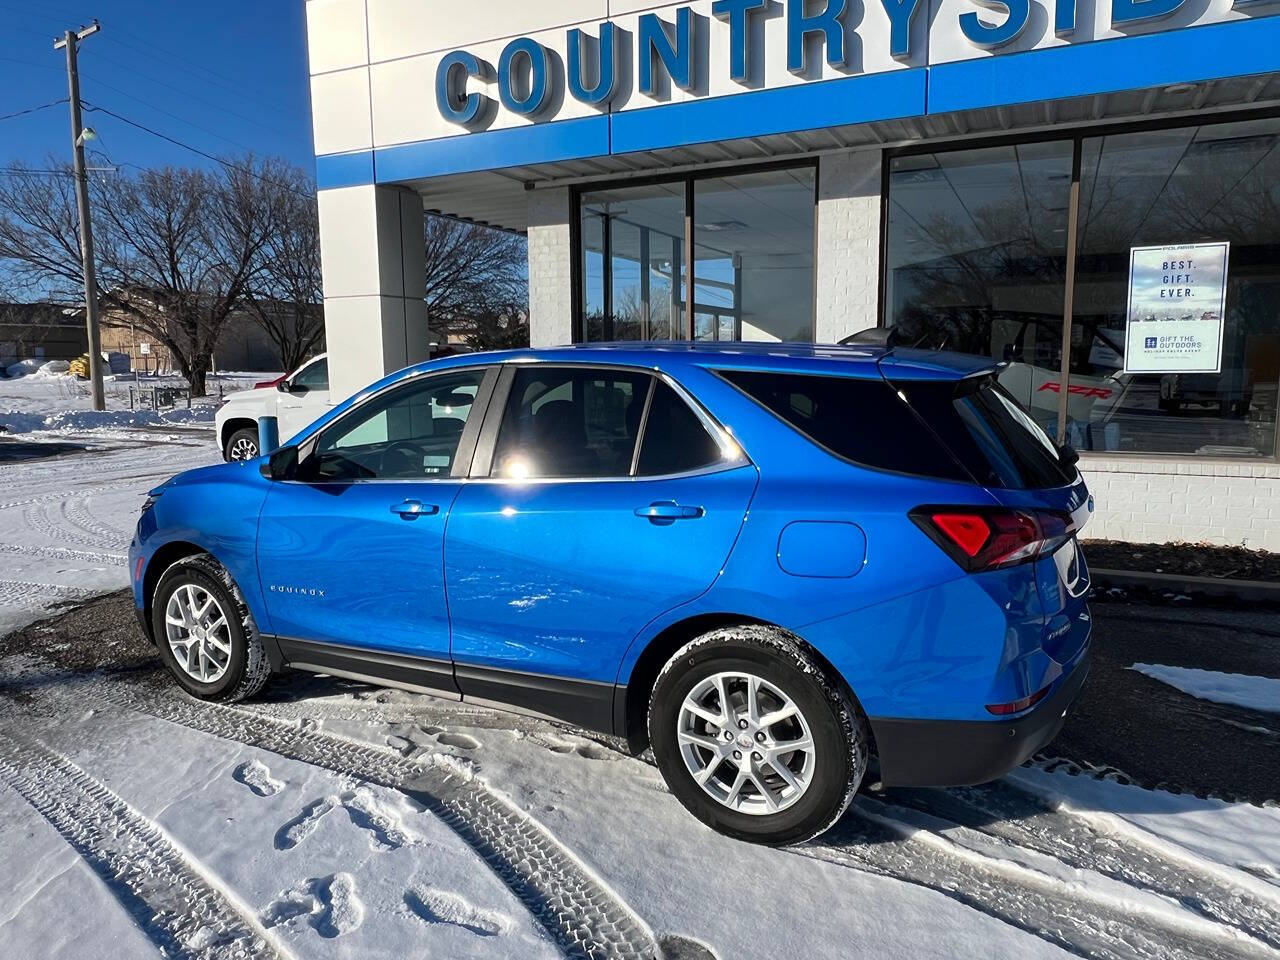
713,0 -> 767,83
1056,0 -> 1076,34
787,0 -> 848,74
959,0 -> 1030,48
498,37 -> 552,116
436,50 -> 492,126
639,8 -> 695,95
1112,0 -> 1185,25
879,0 -> 922,60
568,23 -> 621,105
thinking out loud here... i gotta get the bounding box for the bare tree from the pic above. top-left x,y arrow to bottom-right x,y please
0,157 -> 290,395
245,172 -> 325,372
424,215 -> 528,343
463,304 -> 530,352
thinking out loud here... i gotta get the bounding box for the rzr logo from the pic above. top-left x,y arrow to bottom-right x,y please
269,584 -> 325,597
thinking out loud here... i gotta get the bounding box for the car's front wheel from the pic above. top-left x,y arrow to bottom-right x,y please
151,554 -> 271,702
224,427 -> 259,462
648,625 -> 869,845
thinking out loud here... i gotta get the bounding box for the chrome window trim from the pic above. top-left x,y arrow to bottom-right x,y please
472,360 -> 752,483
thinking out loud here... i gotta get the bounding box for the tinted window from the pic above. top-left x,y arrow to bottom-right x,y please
636,381 -> 724,476
291,357 -> 328,392
892,377 -> 1076,489
492,367 -> 650,478
305,370 -> 484,482
719,369 -> 969,481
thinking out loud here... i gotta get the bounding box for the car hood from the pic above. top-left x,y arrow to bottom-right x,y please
221,386 -> 264,406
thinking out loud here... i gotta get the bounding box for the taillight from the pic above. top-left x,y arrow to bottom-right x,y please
910,506 -> 1075,573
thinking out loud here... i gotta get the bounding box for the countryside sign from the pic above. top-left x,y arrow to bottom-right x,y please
436,0 -> 1225,128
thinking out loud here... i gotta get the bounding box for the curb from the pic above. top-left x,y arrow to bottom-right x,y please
1091,567 -> 1280,603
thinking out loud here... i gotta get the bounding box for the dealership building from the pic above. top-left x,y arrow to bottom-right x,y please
304,0 -> 1280,549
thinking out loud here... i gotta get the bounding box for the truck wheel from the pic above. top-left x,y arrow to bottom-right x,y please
648,624 -> 869,845
151,554 -> 271,703
224,427 -> 259,462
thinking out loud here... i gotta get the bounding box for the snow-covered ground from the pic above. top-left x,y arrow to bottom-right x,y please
0,373 -> 1278,960
1130,663 -> 1280,715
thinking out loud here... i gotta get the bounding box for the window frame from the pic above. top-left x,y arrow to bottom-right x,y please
878,105 -> 1280,465
289,365 -> 499,486
570,158 -> 820,346
469,361 -> 751,483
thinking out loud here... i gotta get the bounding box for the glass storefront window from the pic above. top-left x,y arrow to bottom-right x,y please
884,117 -> 1280,461
577,166 -> 815,344
579,182 -> 685,342
884,142 -> 1074,425
1070,119 -> 1280,458
694,168 -> 815,342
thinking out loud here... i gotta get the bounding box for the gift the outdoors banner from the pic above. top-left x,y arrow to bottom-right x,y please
1123,242 -> 1230,375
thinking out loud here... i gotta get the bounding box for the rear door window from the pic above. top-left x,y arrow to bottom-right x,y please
635,381 -> 724,476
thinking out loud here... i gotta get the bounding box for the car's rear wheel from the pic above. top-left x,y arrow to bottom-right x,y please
224,427 -> 259,462
648,625 -> 869,845
151,554 -> 271,702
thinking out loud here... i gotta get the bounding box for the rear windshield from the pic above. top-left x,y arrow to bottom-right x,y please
719,369 -> 1075,490
889,377 -> 1076,489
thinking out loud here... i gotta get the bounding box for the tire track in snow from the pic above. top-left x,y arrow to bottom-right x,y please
63,496 -> 133,546
0,543 -> 126,566
0,579 -> 97,607
801,797 -> 1279,960
79,677 -> 662,960
21,499 -> 129,552
0,736 -> 289,960
889,780 -> 1280,951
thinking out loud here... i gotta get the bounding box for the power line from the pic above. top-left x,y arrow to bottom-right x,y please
79,73 -> 260,154
0,98 -> 69,122
82,102 -> 314,199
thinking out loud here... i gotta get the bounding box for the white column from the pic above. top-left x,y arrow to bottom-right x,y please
317,184 -> 428,403
815,150 -> 884,345
527,187 -> 575,347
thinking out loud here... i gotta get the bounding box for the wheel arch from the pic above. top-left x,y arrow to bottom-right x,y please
219,416 -> 258,453
139,540 -> 211,644
616,613 -> 873,757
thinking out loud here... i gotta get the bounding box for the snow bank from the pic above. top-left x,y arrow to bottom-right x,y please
0,405 -> 215,434
5,359 -> 70,379
1131,663 -> 1280,714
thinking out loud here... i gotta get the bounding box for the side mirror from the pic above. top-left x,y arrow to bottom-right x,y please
1058,442 -> 1080,468
276,380 -> 292,393
260,444 -> 299,481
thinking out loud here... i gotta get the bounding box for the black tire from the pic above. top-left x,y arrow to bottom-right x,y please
648,625 -> 869,845
224,427 -> 259,462
151,554 -> 271,703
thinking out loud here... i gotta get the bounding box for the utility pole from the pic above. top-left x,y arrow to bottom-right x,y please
55,21 -> 105,411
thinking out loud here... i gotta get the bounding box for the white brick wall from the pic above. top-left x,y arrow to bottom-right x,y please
1080,456 -> 1280,551
815,150 -> 883,344
527,188 -> 574,347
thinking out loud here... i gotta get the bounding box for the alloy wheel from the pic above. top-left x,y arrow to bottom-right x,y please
164,583 -> 233,683
229,436 -> 258,461
677,671 -> 816,815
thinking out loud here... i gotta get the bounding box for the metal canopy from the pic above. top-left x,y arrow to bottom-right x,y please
404,73 -> 1280,235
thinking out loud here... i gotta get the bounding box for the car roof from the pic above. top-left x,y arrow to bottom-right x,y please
422,341 -> 998,382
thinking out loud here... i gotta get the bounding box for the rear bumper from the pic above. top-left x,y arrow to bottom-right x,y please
869,649 -> 1090,788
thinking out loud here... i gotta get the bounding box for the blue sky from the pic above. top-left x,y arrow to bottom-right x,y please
0,0 -> 315,175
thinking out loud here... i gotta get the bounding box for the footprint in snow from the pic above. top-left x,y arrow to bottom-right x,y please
275,788 -> 420,851
433,731 -> 481,751
403,885 -> 511,937
261,873 -> 364,939
233,759 -> 284,797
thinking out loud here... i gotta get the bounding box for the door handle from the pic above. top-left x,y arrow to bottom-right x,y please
634,501 -> 705,522
391,499 -> 439,519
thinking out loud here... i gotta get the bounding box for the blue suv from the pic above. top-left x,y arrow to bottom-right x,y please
130,343 -> 1092,844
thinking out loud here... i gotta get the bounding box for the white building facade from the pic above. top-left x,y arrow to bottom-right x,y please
305,0 -> 1280,549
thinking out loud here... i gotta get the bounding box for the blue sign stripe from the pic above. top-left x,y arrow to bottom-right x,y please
611,69 -> 926,155
315,150 -> 375,190
929,18 -> 1280,114
374,114 -> 610,183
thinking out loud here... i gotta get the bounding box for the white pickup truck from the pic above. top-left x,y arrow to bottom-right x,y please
215,354 -> 330,461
